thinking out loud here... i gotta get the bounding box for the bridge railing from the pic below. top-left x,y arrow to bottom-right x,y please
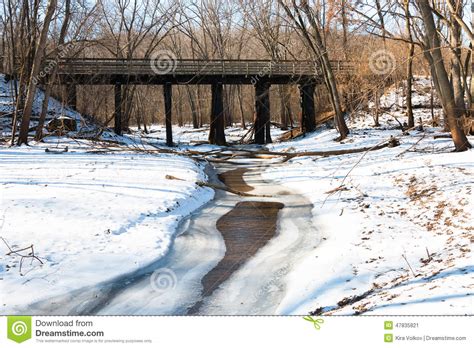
48,58 -> 353,77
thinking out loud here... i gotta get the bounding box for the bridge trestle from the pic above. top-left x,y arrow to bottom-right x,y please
209,83 -> 226,146
255,82 -> 272,145
114,83 -> 122,135
300,82 -> 316,133
164,82 -> 173,146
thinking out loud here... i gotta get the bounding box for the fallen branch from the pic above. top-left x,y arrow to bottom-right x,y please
165,175 -> 185,181
196,181 -> 272,198
165,174 -> 272,197
1,237 -> 44,276
402,254 -> 418,278
264,138 -> 399,162
196,139 -> 399,162
45,146 -> 68,153
396,132 -> 426,158
321,136 -> 400,207
433,134 -> 452,139
325,185 -> 349,195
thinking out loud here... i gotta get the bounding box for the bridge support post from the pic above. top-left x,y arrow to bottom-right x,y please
66,84 -> 77,110
164,82 -> 173,146
114,82 -> 122,135
300,82 -> 316,133
255,82 -> 272,144
209,83 -> 226,146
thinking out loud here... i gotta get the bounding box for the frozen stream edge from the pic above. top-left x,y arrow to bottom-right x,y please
24,157 -> 320,315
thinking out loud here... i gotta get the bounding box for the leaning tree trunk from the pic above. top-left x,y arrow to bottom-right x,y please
301,2 -> 349,139
278,0 -> 349,140
319,43 -> 349,139
448,0 -> 466,116
416,0 -> 471,151
17,0 -> 57,145
36,0 -> 71,141
404,0 -> 415,128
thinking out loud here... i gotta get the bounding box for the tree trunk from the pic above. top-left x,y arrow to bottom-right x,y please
448,0 -> 466,115
186,86 -> 199,128
237,85 -> 246,129
36,81 -> 52,141
404,0 -> 415,128
278,85 -> 290,130
278,0 -> 349,140
17,0 -> 57,145
301,3 -> 349,139
374,89 -> 380,127
416,0 -> 471,151
35,0 -> 71,141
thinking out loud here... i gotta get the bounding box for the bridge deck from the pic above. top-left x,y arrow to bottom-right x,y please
48,59 -> 352,85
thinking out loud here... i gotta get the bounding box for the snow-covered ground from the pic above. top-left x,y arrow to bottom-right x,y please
0,74 -> 472,315
129,124 -> 287,145
0,75 -> 85,134
0,138 -> 214,312
378,76 -> 441,110
263,78 -> 473,315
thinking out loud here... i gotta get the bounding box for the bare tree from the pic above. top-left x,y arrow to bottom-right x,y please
415,0 -> 471,151
97,0 -> 178,134
404,0 -> 415,128
242,0 -> 293,130
278,0 -> 349,140
35,0 -> 72,141
17,0 -> 57,145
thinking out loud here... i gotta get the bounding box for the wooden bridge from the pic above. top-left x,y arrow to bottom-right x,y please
44,58 -> 353,145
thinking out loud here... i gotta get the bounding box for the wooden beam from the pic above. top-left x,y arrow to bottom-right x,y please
300,82 -> 316,133
164,82 -> 173,146
209,83 -> 226,146
114,82 -> 122,135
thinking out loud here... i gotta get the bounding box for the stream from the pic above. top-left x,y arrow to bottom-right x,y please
26,151 -> 319,315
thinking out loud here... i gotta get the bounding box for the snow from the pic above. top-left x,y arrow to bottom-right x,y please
262,77 -> 473,315
0,138 -> 214,312
377,76 -> 441,110
129,124 -> 287,146
0,75 -> 85,134
194,160 -> 319,315
265,143 -> 473,315
0,73 -> 472,315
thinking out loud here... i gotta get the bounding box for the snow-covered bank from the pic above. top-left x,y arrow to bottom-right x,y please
129,124 -> 288,145
0,75 -> 84,134
263,117 -> 473,314
0,139 -> 214,312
